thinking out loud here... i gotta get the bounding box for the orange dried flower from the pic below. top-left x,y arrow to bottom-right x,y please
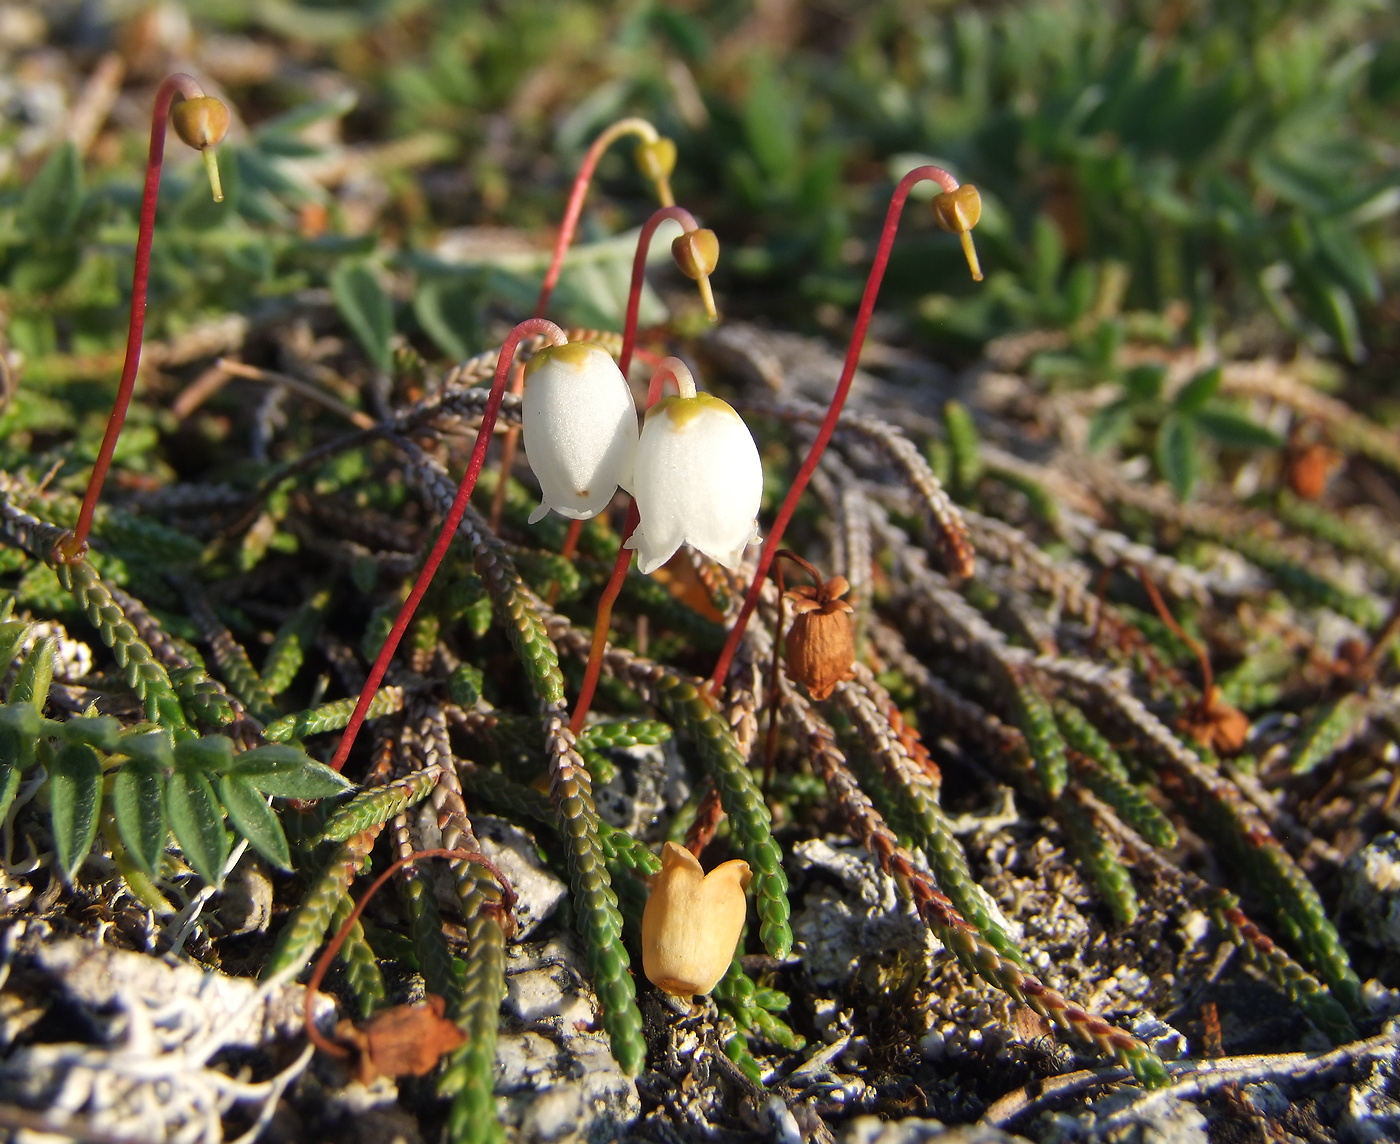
642,842 -> 751,999
333,994 -> 467,1086
784,574 -> 856,701
1286,441 -> 1342,501
1180,686 -> 1250,757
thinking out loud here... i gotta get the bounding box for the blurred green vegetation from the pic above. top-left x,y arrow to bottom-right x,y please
1,0 -> 1397,392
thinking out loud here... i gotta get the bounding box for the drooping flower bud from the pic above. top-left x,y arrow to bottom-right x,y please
931,183 -> 984,282
626,390 -> 762,574
170,94 -> 230,204
671,228 -> 720,320
784,574 -> 856,700
522,341 -> 639,524
634,136 -> 677,188
641,842 -> 751,999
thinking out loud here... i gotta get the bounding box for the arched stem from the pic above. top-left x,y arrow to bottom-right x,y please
620,205 -> 702,377
534,117 -> 671,320
706,165 -> 967,693
303,847 -> 514,1059
58,73 -> 207,563
329,319 -> 568,773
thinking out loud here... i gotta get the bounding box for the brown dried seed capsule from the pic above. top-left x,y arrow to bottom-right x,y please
171,95 -> 230,150
783,575 -> 856,701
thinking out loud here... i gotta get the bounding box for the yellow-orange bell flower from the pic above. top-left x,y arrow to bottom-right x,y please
641,842 -> 751,999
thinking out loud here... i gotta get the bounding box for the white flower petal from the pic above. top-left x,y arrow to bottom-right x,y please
521,342 -> 638,523
630,392 -> 762,573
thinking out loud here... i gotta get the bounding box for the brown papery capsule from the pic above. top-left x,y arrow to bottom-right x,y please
171,95 -> 230,150
784,574 -> 856,701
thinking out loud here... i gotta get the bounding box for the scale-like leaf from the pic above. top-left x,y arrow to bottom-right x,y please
218,773 -> 292,870
112,756 -> 167,875
168,770 -> 231,886
50,742 -> 102,881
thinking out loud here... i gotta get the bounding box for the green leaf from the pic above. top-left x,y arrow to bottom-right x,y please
50,742 -> 102,881
112,757 -> 167,876
413,277 -> 481,361
0,762 -> 19,826
118,729 -> 174,771
1173,366 -> 1222,414
21,141 -> 83,239
9,637 -> 55,707
218,774 -> 292,871
174,735 -> 236,774
55,715 -> 122,753
232,745 -> 353,800
1195,408 -> 1283,450
331,260 -> 394,373
1088,399 -> 1133,452
168,770 -> 230,886
1123,363 -> 1165,404
1156,414 -> 1199,500
0,621 -> 36,672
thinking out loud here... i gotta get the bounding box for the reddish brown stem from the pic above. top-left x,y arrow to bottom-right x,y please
566,339 -> 702,737
1136,565 -> 1213,698
535,118 -> 670,319
303,847 -> 515,1060
569,501 -> 640,737
59,73 -> 206,562
707,165 -> 963,693
329,319 -> 568,773
619,206 -> 701,377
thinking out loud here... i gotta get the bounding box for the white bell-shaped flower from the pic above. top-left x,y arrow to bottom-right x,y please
522,341 -> 638,524
626,378 -> 762,575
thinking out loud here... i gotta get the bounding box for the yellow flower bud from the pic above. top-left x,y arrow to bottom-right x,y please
671,228 -> 720,320
931,184 -> 984,282
641,842 -> 751,999
634,137 -> 678,186
170,96 -> 230,204
171,96 -> 230,151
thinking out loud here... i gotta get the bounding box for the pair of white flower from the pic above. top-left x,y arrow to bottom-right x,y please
521,342 -> 762,574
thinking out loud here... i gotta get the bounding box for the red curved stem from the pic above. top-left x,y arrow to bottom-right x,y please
64,73 -> 205,559
568,350 -> 689,735
329,318 -> 567,773
619,205 -> 699,377
568,502 -> 640,737
535,118 -> 665,319
707,165 -> 961,693
303,846 -> 514,1058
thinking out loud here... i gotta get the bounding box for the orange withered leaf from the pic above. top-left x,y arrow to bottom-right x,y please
333,994 -> 467,1085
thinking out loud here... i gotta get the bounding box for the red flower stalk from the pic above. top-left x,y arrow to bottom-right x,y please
488,119 -> 675,532
56,74 -> 228,564
706,166 -> 983,694
567,355 -> 696,737
534,117 -> 676,320
328,318 -> 568,773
